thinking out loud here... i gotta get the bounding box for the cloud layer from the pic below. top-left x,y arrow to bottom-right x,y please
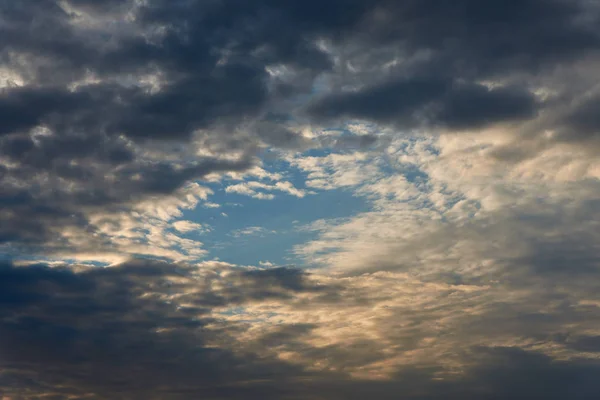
1,0 -> 600,398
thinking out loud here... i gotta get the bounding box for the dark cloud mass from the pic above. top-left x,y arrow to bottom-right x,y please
0,260 -> 323,398
308,79 -> 539,130
1,0 -> 599,249
1,0 -> 600,398
3,259 -> 600,399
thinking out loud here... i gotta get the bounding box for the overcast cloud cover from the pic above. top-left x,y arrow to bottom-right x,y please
1,0 -> 600,398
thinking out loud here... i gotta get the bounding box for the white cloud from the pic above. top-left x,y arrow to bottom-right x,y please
287,151 -> 383,190
294,133 -> 600,278
225,180 -> 307,199
230,226 -> 275,238
172,220 -> 210,234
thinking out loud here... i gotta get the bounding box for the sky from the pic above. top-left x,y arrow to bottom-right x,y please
1,0 -> 600,398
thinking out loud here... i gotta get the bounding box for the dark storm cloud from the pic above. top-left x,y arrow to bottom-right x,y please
135,0 -> 368,72
109,66 -> 268,140
0,133 -> 133,168
308,78 -> 450,125
283,347 -> 600,400
558,94 -> 600,144
448,347 -> 600,400
228,267 -> 329,300
0,77 -> 266,141
114,157 -> 254,196
1,0 -> 598,141
177,266 -> 332,308
66,0 -> 131,12
4,259 -> 600,399
0,87 -> 91,136
308,78 -> 538,130
362,0 -> 599,74
0,0 -> 596,185
0,260 -> 329,398
0,151 -> 253,246
0,0 -> 375,252
437,83 -> 539,130
305,0 -> 599,137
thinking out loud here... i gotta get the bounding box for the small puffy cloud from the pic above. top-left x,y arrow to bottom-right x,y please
172,220 -> 210,234
288,151 -> 383,190
259,261 -> 277,267
230,226 -> 276,238
226,180 -> 307,200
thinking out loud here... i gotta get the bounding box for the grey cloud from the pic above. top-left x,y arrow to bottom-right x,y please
301,0 -> 599,156
0,87 -> 88,136
253,122 -> 311,149
2,0 -> 598,141
5,259 -> 600,399
0,152 -> 252,247
7,0 -> 592,143
106,65 -> 268,141
0,133 -> 134,168
452,347 -> 600,400
564,336 -> 600,353
308,79 -> 538,130
364,0 -> 599,75
0,0 -> 378,255
0,0 -> 597,255
559,94 -> 600,144
437,83 -> 539,130
300,347 -> 600,400
0,260 -> 327,398
307,77 -> 450,126
115,156 -> 254,196
181,266 -> 331,308
329,134 -> 378,150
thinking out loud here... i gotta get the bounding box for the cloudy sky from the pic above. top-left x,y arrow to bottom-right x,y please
1,0 -> 600,398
